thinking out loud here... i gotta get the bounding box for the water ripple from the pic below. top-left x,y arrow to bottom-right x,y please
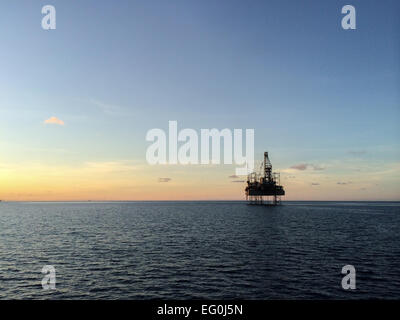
0,201 -> 399,299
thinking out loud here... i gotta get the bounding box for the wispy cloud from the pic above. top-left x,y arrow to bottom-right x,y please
231,180 -> 245,183
311,182 -> 320,186
44,116 -> 64,126
158,178 -> 171,183
290,163 -> 324,171
337,181 -> 352,185
229,175 -> 239,179
348,150 -> 367,156
89,99 -> 127,115
282,175 -> 296,180
290,163 -> 308,171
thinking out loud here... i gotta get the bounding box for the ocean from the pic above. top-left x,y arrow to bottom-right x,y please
0,201 -> 399,299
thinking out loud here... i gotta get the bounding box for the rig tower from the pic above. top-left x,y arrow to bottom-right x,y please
245,152 -> 285,205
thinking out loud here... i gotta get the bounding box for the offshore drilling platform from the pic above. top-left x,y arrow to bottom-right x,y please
245,152 -> 285,205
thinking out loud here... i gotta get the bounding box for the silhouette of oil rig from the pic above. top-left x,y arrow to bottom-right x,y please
245,152 -> 285,205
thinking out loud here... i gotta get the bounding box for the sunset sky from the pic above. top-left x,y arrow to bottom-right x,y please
0,0 -> 399,201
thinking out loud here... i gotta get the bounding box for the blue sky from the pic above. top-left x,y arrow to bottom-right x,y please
0,0 -> 399,200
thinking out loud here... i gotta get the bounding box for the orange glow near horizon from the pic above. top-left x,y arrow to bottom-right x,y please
1,160 -> 399,201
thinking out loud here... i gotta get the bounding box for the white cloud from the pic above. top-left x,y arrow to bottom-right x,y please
44,116 -> 64,126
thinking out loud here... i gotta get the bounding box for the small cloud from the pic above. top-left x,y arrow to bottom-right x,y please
290,163 -> 308,171
311,183 -> 320,186
283,175 -> 296,180
229,175 -> 239,179
337,181 -> 352,185
290,163 -> 324,171
232,180 -> 245,183
288,176 -> 296,179
158,178 -> 171,183
44,116 -> 64,126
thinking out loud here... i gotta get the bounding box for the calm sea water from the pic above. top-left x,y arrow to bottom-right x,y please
0,201 -> 399,299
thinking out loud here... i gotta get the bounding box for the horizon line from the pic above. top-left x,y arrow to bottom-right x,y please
1,200 -> 399,203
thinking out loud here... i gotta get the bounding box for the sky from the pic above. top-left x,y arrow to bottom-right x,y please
0,0 -> 399,201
